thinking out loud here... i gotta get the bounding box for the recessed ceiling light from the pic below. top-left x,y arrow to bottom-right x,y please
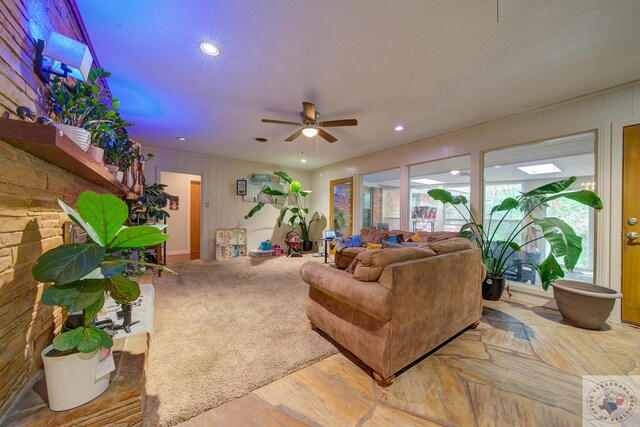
411,178 -> 443,185
200,42 -> 220,56
254,137 -> 268,142
177,137 -> 187,141
517,163 -> 562,175
302,127 -> 318,137
394,125 -> 404,131
494,165 -> 501,168
450,170 -> 460,175
301,159 -> 307,163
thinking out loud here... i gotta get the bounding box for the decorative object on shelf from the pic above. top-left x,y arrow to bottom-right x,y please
36,116 -> 53,125
16,106 -> 35,122
216,228 -> 247,260
244,171 -> 319,252
32,191 -> 175,411
34,31 -> 93,83
236,179 -> 247,196
551,280 -> 622,329
429,177 -> 603,300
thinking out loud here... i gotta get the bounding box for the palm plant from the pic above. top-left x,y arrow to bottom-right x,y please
428,177 -> 603,290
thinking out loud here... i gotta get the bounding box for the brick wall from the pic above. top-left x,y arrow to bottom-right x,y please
0,0 -> 103,417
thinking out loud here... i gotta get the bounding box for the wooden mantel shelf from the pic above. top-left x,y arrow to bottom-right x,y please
0,118 -> 129,195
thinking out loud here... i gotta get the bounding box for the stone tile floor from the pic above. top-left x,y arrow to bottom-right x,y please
181,300 -> 640,427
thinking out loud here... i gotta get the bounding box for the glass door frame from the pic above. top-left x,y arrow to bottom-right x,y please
329,177 -> 354,236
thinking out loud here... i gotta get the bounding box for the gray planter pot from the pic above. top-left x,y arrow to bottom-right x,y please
552,280 -> 622,330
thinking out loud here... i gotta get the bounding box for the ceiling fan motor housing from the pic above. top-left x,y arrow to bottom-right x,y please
300,111 -> 320,124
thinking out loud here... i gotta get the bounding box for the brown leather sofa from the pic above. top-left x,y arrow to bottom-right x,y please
334,227 -> 458,269
301,238 -> 484,386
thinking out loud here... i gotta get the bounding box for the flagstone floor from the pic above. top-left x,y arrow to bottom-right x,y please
181,300 -> 640,427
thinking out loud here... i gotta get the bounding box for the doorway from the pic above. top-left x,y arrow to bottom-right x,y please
190,180 -> 201,259
330,177 -> 354,236
160,171 -> 202,262
622,124 -> 640,325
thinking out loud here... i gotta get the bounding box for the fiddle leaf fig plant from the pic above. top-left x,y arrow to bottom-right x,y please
33,191 -> 176,354
428,177 -> 603,290
244,171 -> 319,241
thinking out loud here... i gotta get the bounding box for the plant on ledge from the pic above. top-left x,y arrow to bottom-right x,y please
244,171 -> 319,250
428,177 -> 603,300
32,191 -> 176,354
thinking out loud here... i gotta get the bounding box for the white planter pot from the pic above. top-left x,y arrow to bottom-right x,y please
116,171 -> 124,182
41,345 -> 110,411
55,124 -> 91,152
87,145 -> 104,163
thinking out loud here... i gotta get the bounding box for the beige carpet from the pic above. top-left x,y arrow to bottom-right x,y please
143,255 -> 339,426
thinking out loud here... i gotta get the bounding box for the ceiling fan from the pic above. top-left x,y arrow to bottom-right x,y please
261,101 -> 357,143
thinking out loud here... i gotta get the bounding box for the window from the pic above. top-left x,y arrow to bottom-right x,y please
483,132 -> 596,287
409,155 -> 471,232
361,168 -> 400,230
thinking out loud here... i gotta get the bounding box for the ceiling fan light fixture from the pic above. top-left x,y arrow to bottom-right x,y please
394,125 -> 404,131
302,127 -> 319,137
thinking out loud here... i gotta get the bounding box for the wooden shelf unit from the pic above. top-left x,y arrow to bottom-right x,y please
0,118 -> 130,195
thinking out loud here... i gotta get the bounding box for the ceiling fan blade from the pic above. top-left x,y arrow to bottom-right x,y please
320,119 -> 358,127
262,119 -> 300,126
302,102 -> 315,122
285,129 -> 303,142
318,129 -> 337,143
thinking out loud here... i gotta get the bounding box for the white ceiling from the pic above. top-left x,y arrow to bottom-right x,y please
76,0 -> 640,170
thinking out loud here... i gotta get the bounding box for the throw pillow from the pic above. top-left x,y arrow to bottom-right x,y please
382,240 -> 404,249
408,234 -> 422,242
401,241 -> 430,248
386,235 -> 399,243
366,243 -> 382,250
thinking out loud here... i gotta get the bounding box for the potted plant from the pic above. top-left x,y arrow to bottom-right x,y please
130,183 -> 176,224
428,177 -> 603,300
48,68 -> 119,153
32,191 -> 175,411
244,171 -> 319,252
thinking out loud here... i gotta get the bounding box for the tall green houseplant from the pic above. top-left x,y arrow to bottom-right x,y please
428,177 -> 602,294
32,191 -> 176,353
244,172 -> 319,244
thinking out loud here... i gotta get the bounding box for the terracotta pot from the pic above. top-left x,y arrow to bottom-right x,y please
55,124 -> 91,151
87,145 -> 104,163
552,280 -> 622,330
482,275 -> 505,301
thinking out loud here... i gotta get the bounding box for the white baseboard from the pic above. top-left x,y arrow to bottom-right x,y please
166,250 -> 189,256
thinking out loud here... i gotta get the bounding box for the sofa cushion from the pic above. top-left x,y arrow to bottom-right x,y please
428,237 -> 474,255
300,262 -> 393,322
360,228 -> 388,245
352,247 -> 436,282
381,240 -> 404,249
417,231 -> 459,242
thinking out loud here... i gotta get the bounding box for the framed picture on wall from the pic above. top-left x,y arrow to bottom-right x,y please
237,179 -> 247,196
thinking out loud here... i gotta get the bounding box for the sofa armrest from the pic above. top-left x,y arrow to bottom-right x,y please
300,262 -> 392,322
